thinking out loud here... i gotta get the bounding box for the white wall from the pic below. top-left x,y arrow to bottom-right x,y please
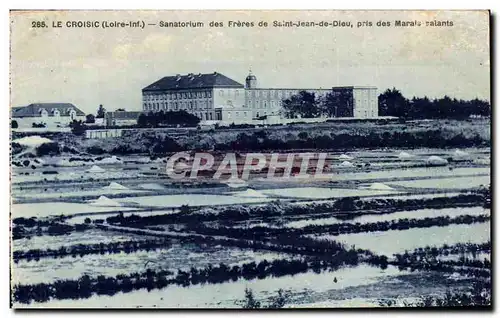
12,116 -> 86,128
353,88 -> 378,118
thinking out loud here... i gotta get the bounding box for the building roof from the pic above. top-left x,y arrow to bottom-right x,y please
246,88 -> 332,91
332,86 -> 377,90
11,103 -> 85,118
143,72 -> 244,92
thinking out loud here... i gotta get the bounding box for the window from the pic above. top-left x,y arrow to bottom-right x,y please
219,90 -> 224,97
271,101 -> 275,108
244,111 -> 247,117
263,101 -> 267,108
209,112 -> 213,120
227,112 -> 231,119
208,91 -> 212,98
235,90 -> 239,97
236,112 -> 239,118
256,101 -> 260,108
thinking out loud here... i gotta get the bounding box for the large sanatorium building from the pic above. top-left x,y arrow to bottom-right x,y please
142,71 -> 378,124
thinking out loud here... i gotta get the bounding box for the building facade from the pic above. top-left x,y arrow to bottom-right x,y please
142,72 -> 247,124
331,86 -> 378,118
105,110 -> 143,126
142,71 -> 377,124
11,103 -> 86,128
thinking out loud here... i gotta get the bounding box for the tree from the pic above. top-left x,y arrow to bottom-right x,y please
282,91 -> 320,119
11,120 -> 18,128
320,91 -> 354,117
69,120 -> 87,136
378,87 -> 490,119
96,104 -> 106,118
378,88 -> 409,117
85,114 -> 95,124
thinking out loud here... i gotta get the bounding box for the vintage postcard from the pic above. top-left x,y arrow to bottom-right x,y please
10,10 -> 491,308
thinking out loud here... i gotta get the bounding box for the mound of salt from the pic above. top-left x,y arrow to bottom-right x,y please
426,155 -> 448,166
398,151 -> 413,159
339,154 -> 353,160
474,157 -> 490,165
90,196 -> 122,207
225,178 -> 248,188
86,165 -> 106,173
365,183 -> 395,191
55,158 -> 83,167
12,136 -> 53,147
340,161 -> 354,167
138,183 -> 166,190
235,189 -> 267,198
103,182 -> 129,190
454,149 -> 470,157
97,156 -> 122,164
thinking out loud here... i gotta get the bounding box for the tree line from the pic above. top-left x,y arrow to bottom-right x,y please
137,110 -> 200,128
280,88 -> 490,119
379,88 -> 491,119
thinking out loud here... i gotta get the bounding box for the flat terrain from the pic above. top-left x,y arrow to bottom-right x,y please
10,120 -> 491,308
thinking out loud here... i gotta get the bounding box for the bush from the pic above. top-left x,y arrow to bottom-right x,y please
11,120 -> 18,129
32,122 -> 46,128
298,131 -> 308,139
69,120 -> 87,136
36,142 -> 60,156
137,110 -> 200,128
11,142 -> 24,156
86,145 -> 105,155
85,114 -> 96,124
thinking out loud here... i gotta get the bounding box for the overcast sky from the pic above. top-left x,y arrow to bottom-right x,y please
11,10 -> 490,114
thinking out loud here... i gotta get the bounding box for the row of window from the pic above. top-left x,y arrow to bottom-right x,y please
144,100 -> 212,111
246,100 -> 283,109
246,90 -> 329,98
225,111 -> 248,119
144,91 -> 212,101
39,109 -> 77,118
143,89 -> 332,101
225,110 -> 277,119
218,90 -> 240,97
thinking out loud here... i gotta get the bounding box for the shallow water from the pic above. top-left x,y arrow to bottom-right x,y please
12,244 -> 292,285
316,222 -> 491,256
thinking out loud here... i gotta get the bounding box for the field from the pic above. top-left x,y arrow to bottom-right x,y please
10,119 -> 491,308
